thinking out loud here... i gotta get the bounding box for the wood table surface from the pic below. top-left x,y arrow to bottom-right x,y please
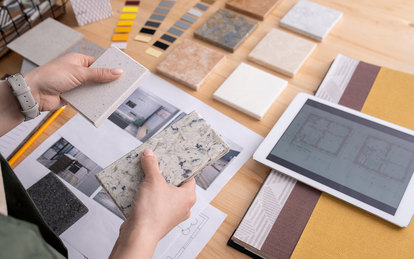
1,0 -> 413,257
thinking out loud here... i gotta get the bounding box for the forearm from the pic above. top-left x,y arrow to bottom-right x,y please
0,80 -> 24,136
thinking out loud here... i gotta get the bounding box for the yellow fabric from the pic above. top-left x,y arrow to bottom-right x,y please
292,67 -> 414,257
122,6 -> 139,13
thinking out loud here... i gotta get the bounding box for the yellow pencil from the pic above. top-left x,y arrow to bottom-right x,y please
8,107 -> 65,166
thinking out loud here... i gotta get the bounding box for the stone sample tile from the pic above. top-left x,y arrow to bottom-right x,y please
156,39 -> 225,90
80,39 -> 106,58
7,18 -> 84,66
226,0 -> 281,20
27,173 -> 88,235
61,47 -> 150,127
69,0 -> 113,26
213,63 -> 287,120
248,28 -> 316,77
279,0 -> 342,41
194,9 -> 257,52
96,111 -> 230,217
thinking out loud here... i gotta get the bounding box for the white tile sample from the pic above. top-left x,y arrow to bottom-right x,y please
8,18 -> 84,66
70,0 -> 113,26
110,42 -> 128,50
61,47 -> 150,127
279,0 -> 342,41
248,28 -> 316,77
96,111 -> 230,217
213,63 -> 287,120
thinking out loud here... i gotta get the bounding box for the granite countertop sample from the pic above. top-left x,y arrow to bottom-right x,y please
27,173 -> 89,235
96,111 -> 230,217
194,9 -> 258,52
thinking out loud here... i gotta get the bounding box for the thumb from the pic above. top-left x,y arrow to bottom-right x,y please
140,149 -> 164,183
81,67 -> 123,83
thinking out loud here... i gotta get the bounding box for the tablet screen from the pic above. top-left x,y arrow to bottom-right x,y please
267,99 -> 414,215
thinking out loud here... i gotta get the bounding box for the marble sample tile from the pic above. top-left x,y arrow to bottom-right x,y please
279,0 -> 343,41
226,0 -> 280,20
110,42 -> 128,50
7,18 -> 84,66
61,47 -> 150,127
27,173 -> 88,235
156,39 -> 225,90
248,28 -> 316,77
213,62 -> 287,120
96,111 -> 230,217
194,9 -> 258,52
70,0 -> 113,26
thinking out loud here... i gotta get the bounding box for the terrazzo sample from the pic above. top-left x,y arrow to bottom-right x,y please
7,18 -> 84,66
213,63 -> 287,120
61,47 -> 150,127
248,28 -> 316,77
279,0 -> 342,41
194,9 -> 258,52
156,39 -> 225,90
96,111 -> 230,217
226,0 -> 281,20
27,173 -> 88,235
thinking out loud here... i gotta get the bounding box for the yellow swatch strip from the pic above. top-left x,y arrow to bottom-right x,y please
145,47 -> 163,58
122,6 -> 139,13
112,34 -> 130,41
115,27 -> 132,33
120,13 -> 136,20
117,20 -> 134,26
134,35 -> 152,43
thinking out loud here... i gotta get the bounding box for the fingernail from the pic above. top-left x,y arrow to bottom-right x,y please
110,68 -> 123,75
143,149 -> 154,157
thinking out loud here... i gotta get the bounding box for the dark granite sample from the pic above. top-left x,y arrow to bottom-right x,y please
140,28 -> 156,35
195,3 -> 209,11
161,34 -> 176,43
153,41 -> 169,50
145,21 -> 161,28
194,9 -> 258,52
27,173 -> 88,235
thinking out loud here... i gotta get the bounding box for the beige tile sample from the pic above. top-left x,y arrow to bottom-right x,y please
214,63 -> 287,120
7,18 -> 84,66
248,28 -> 316,77
61,47 -> 150,127
226,0 -> 281,20
96,111 -> 230,217
156,39 -> 225,90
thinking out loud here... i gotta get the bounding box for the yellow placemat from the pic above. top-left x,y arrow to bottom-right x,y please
292,67 -> 414,257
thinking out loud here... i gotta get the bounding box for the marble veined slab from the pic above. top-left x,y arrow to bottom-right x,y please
96,111 -> 230,217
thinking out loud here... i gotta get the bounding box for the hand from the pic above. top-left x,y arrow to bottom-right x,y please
24,52 -> 123,111
109,149 -> 197,259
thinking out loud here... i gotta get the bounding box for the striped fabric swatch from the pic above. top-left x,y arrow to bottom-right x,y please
110,1 -> 140,50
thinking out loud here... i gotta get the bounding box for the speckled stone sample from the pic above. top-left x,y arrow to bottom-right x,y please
248,28 -> 316,77
194,9 -> 258,52
226,0 -> 281,20
96,111 -> 230,217
7,18 -> 84,66
213,62 -> 287,120
156,39 -> 225,90
61,47 -> 150,127
27,173 -> 88,235
279,0 -> 342,41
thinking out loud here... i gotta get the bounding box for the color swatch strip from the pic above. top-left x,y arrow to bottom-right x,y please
111,1 -> 141,50
145,2 -> 211,57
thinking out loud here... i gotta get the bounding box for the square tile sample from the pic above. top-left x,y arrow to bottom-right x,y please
61,47 -> 150,127
69,0 -> 113,26
27,173 -> 88,235
248,28 -> 316,77
213,63 -> 287,120
279,0 -> 342,41
96,111 -> 230,217
194,9 -> 258,52
156,39 -> 225,90
7,18 -> 84,66
226,0 -> 281,20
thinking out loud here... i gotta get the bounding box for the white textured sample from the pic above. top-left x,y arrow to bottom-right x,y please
7,18 -> 84,66
70,0 -> 113,26
61,47 -> 150,127
279,0 -> 342,41
213,63 -> 287,120
96,111 -> 230,217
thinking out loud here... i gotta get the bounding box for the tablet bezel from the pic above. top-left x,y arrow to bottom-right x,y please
254,93 -> 414,227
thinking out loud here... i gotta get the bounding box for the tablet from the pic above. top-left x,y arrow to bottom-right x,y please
254,93 -> 414,227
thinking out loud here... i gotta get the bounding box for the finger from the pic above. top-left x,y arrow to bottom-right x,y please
83,55 -> 97,67
141,149 -> 164,183
80,67 -> 123,83
180,177 -> 196,190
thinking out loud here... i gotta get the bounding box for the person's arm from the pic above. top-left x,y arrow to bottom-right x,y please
0,53 -> 123,136
109,149 -> 197,259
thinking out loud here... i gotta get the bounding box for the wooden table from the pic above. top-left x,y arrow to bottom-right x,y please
1,0 -> 413,257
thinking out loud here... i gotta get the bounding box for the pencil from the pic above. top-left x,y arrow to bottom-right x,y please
8,107 -> 65,166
